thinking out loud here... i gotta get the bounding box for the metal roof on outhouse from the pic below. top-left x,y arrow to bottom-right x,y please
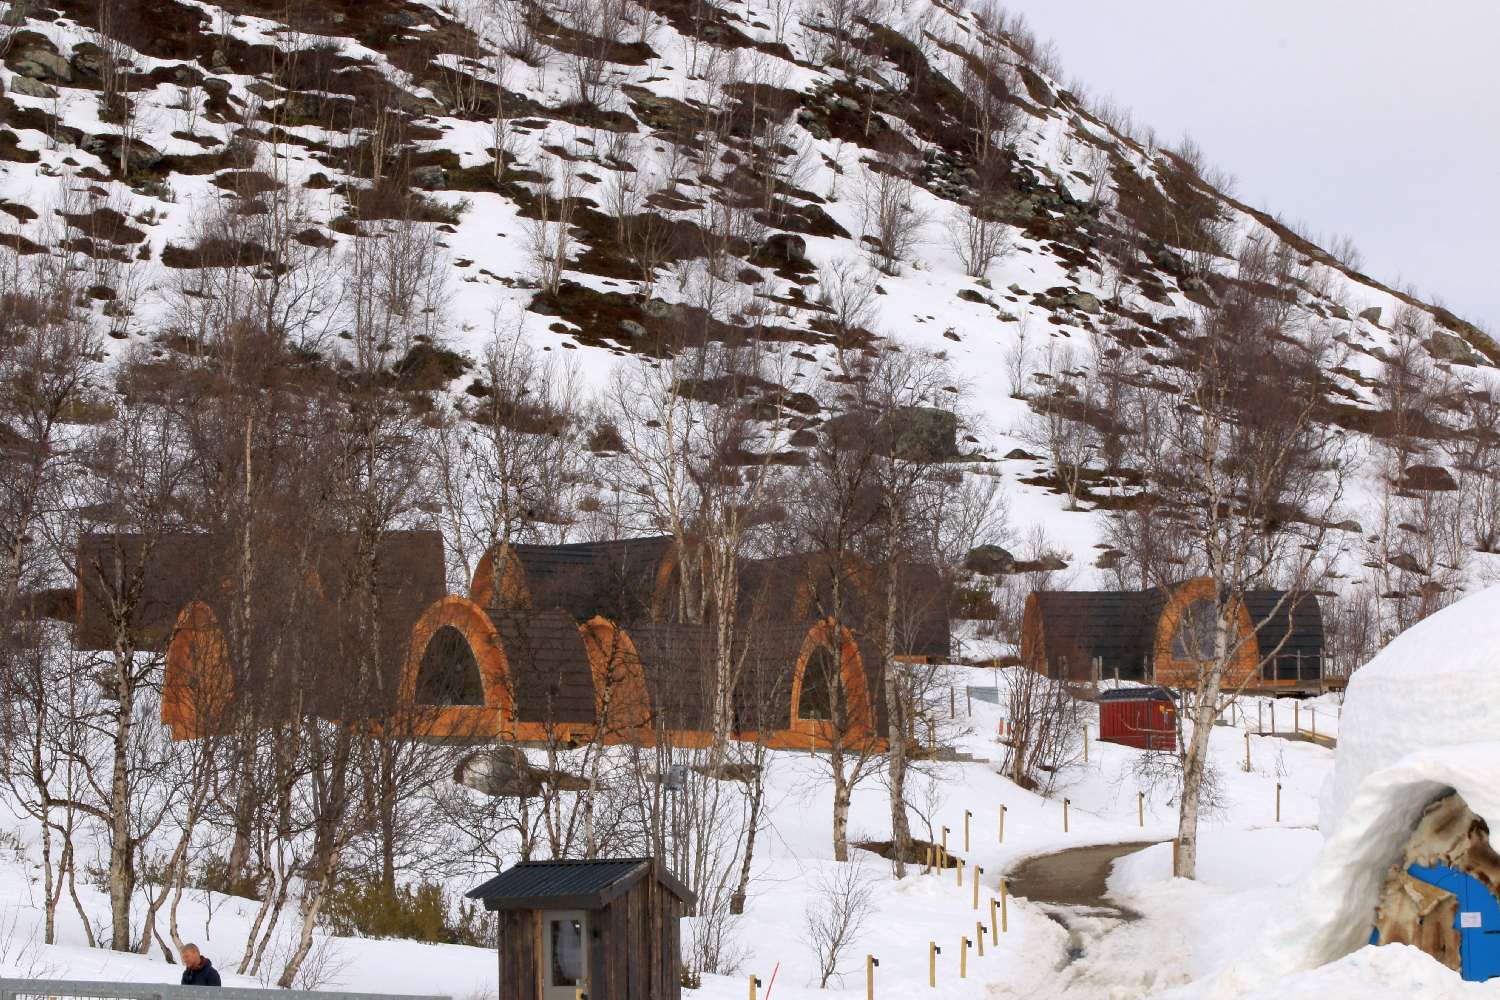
466,858 -> 695,911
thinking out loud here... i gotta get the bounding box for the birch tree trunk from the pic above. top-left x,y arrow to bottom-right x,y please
108,656 -> 135,951
883,569 -> 911,876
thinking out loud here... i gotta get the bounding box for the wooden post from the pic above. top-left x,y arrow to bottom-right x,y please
950,687 -> 956,719
941,825 -> 949,855
1258,702 -> 1263,733
964,810 -> 971,852
976,922 -> 986,957
956,857 -> 964,887
1083,724 -> 1089,763
925,843 -> 933,875
989,898 -> 999,945
929,943 -> 939,988
1001,878 -> 1009,932
1137,791 -> 1144,827
1063,798 -> 1070,833
1311,707 -> 1317,736
748,975 -> 761,1000
1295,702 -> 1300,734
1244,731 -> 1251,770
999,805 -> 1006,843
939,842 -> 947,870
866,955 -> 877,1000
967,687 -> 973,716
973,866 -> 982,909
960,937 -> 969,979
1276,782 -> 1282,823
1271,701 -> 1276,734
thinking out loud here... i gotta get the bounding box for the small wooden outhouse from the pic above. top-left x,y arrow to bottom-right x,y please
466,858 -> 694,1000
1097,687 -> 1177,751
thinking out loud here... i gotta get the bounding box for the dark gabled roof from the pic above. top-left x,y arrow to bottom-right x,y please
509,536 -> 675,624
73,531 -> 447,673
629,622 -> 716,731
1243,591 -> 1324,662
74,532 -> 222,651
1027,589 -> 1164,680
466,858 -> 694,911
487,608 -> 597,725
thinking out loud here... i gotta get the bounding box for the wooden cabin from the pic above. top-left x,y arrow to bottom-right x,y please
466,858 -> 694,1000
1022,578 -> 1325,692
70,531 -> 446,739
1097,688 -> 1176,751
138,531 -> 895,750
469,537 -> 952,662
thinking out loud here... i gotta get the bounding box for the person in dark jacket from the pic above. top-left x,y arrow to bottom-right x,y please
180,944 -> 221,986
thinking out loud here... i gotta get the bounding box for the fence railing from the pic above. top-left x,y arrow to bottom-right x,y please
0,979 -> 450,1000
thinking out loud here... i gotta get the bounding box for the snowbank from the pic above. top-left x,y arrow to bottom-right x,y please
1322,585 -> 1500,834
1212,586 -> 1500,995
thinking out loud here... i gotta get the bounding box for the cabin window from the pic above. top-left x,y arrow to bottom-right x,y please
798,645 -> 841,721
1171,598 -> 1220,662
416,624 -> 484,706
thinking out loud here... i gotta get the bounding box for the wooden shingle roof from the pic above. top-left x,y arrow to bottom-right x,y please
509,536 -> 675,624
487,608 -> 598,726
1025,589 -> 1163,681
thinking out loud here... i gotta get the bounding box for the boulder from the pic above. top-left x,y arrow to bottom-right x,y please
1063,291 -> 1102,314
618,319 -> 646,339
8,41 -> 72,83
1359,305 -> 1382,324
1016,65 -> 1056,108
1427,332 -> 1483,367
1388,552 -> 1428,575
8,75 -> 57,99
82,133 -> 162,172
964,545 -> 1016,576
759,231 -> 806,265
69,42 -> 103,79
411,164 -> 447,190
1398,464 -> 1458,493
879,406 -> 960,461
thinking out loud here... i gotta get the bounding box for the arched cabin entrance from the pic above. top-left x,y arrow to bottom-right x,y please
785,620 -> 876,750
401,596 -> 514,740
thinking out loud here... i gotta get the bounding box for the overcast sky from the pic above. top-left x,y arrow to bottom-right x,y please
1004,0 -> 1500,330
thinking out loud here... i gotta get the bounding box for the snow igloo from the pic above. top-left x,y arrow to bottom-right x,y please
1230,586 -> 1500,987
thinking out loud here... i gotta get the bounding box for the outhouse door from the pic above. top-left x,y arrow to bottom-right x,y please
542,910 -> 589,1000
1408,864 -> 1500,981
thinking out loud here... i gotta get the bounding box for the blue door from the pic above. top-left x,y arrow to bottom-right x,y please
1408,863 -> 1500,982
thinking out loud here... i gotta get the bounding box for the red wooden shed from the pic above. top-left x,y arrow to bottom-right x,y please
1097,687 -> 1177,751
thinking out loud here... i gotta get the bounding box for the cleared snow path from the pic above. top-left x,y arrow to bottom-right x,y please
993,841 -> 1190,999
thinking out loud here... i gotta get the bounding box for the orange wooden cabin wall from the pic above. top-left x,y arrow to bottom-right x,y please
1151,577 -> 1259,688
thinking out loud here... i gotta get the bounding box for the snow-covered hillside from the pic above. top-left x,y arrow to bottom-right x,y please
3,0 -> 1498,625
